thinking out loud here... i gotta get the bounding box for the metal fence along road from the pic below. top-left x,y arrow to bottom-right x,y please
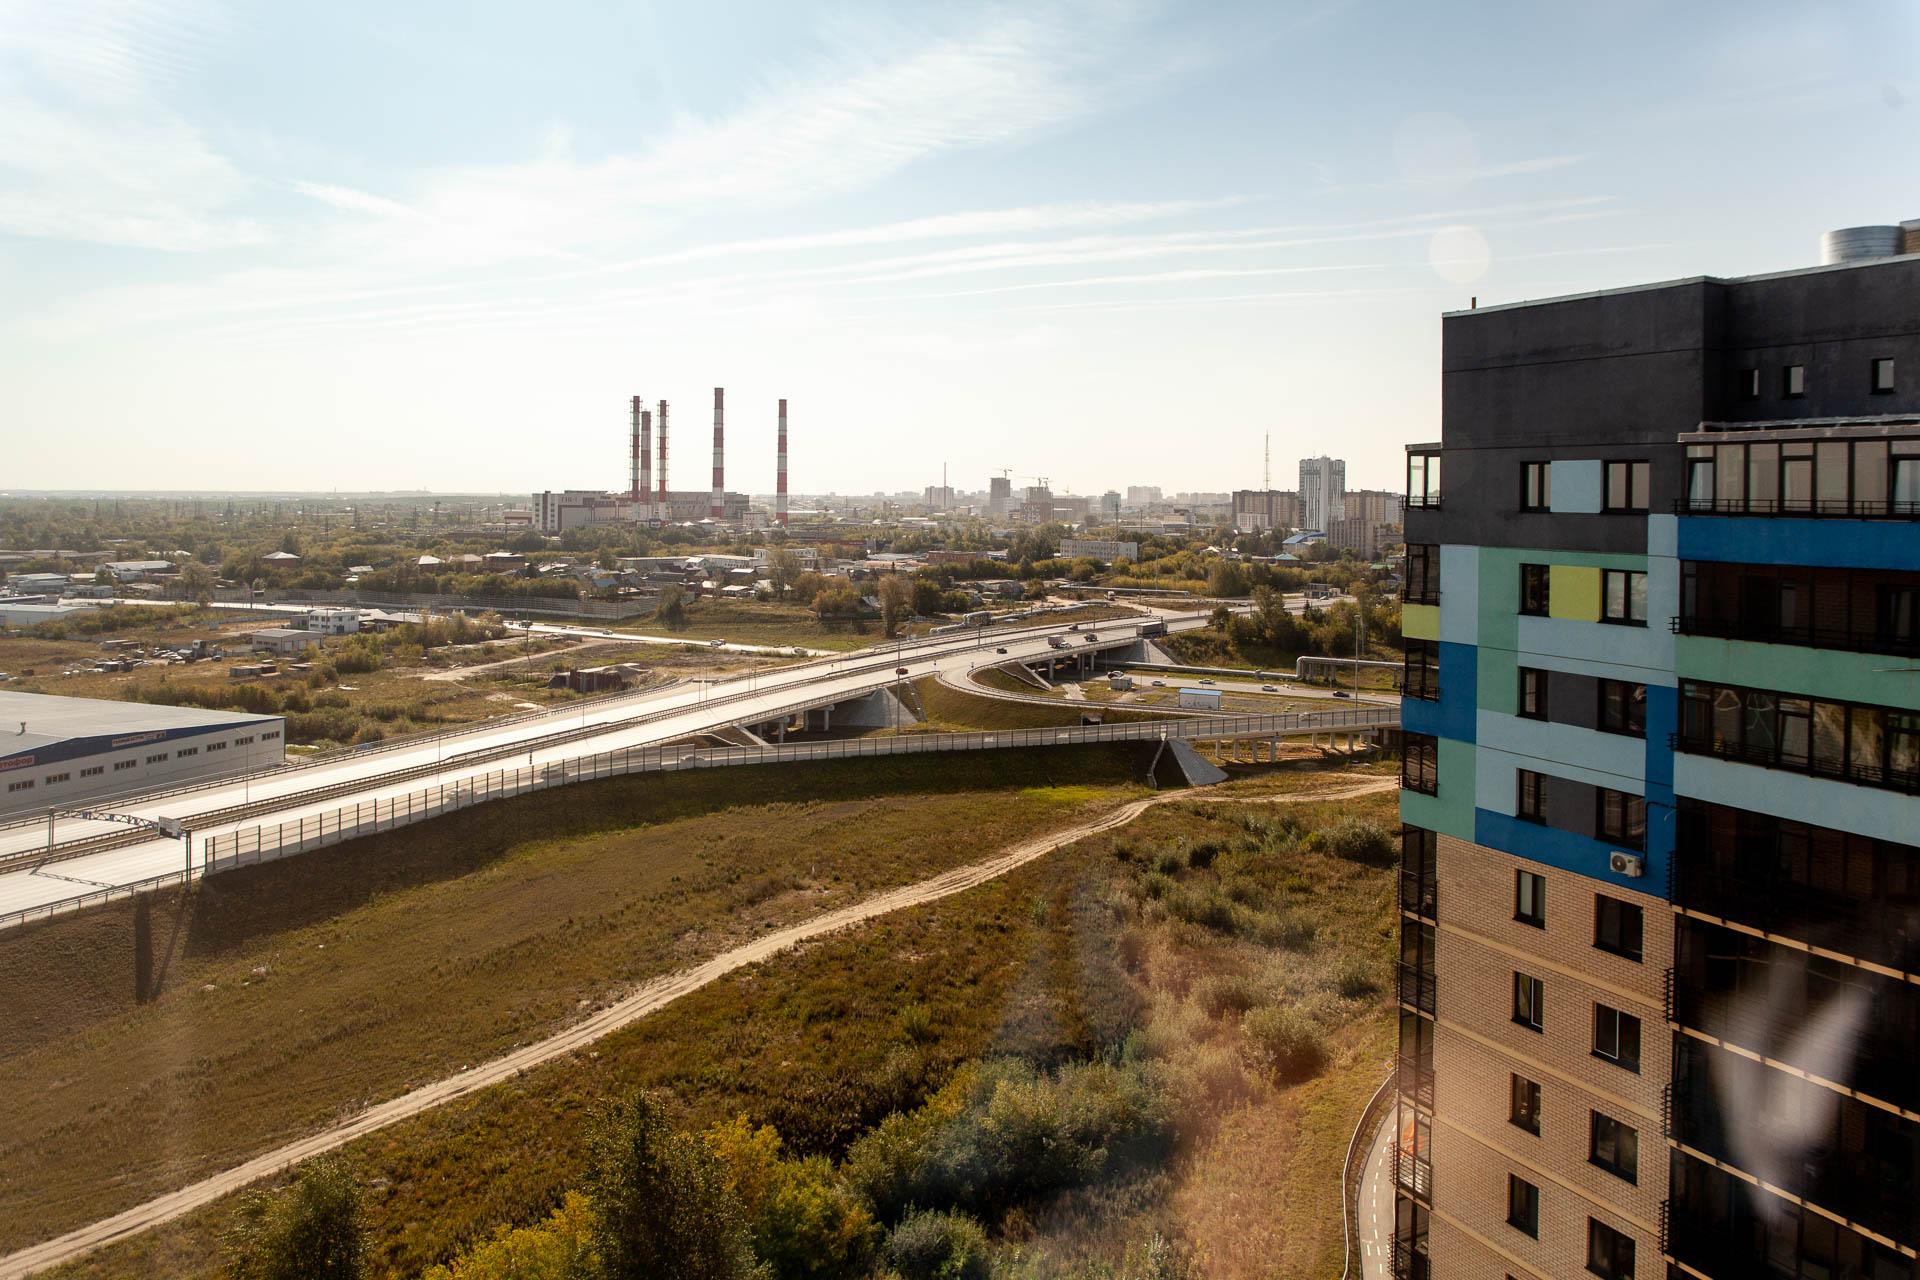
201,705 -> 1396,873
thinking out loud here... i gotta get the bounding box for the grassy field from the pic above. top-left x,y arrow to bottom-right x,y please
607,598 -> 881,652
0,748 -> 1153,1261
33,770 -> 1397,1280
910,675 -> 1178,732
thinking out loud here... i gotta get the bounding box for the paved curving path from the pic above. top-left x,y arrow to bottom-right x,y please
1358,1095 -> 1397,1280
0,776 -> 1395,1277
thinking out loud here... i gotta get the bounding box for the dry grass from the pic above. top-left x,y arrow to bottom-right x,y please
0,748 -> 1149,1258
607,599 -> 879,651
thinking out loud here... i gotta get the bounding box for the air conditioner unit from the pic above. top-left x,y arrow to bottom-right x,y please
1609,851 -> 1644,878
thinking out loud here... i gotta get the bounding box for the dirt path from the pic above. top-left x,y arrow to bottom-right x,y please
0,775 -> 1396,1278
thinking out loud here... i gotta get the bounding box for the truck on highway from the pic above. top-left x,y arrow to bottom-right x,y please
1047,636 -> 1069,649
1137,619 -> 1168,637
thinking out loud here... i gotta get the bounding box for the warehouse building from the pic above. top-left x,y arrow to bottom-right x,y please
0,692 -> 285,816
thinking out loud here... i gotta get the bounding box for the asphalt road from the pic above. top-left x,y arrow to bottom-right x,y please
0,612 -> 1220,920
1358,1099 -> 1396,1280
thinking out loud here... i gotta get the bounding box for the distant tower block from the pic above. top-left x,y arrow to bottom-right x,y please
776,398 -> 788,525
711,387 -> 725,521
656,400 -> 669,505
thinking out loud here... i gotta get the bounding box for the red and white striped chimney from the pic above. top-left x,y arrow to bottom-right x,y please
710,387 -> 725,521
628,396 -> 643,500
639,408 -> 653,517
656,400 -> 669,508
776,399 -> 788,525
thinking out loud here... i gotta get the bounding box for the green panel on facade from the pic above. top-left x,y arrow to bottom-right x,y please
1403,603 -> 1440,641
1478,644 -> 1515,715
1398,736 -> 1476,841
1674,636 -> 1920,712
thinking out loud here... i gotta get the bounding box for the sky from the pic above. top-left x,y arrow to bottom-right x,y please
3,1 -> 1918,500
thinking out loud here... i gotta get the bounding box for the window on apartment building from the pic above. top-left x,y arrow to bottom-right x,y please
1404,638 -> 1440,701
1513,972 -> 1545,1032
1736,367 -> 1760,400
1597,680 -> 1646,737
1521,461 -> 1552,512
1519,563 -> 1551,616
1600,569 -> 1648,625
1516,769 -> 1547,824
1509,1074 -> 1542,1135
1603,460 -> 1650,513
1402,734 -> 1439,795
1594,895 -> 1644,962
1597,789 -> 1646,850
1586,1219 -> 1636,1280
1506,1174 -> 1540,1237
1405,543 -> 1440,604
1783,363 -> 1806,398
1406,450 -> 1442,509
1514,869 -> 1546,928
1592,1004 -> 1642,1072
1518,667 -> 1548,720
1679,680 -> 1920,793
1400,827 -> 1439,924
1589,1111 -> 1639,1184
1873,357 -> 1897,394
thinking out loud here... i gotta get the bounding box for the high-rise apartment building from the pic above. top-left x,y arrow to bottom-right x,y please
1395,226 -> 1920,1280
1233,488 -> 1299,531
988,476 -> 1012,519
1126,485 -> 1163,506
1300,455 -> 1346,530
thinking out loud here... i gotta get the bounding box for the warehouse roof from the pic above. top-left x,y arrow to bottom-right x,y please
0,691 -> 278,763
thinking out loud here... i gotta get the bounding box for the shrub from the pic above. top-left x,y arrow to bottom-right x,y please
420,1191 -> 596,1280
899,1003 -> 935,1045
705,1117 -> 878,1280
1241,1005 -> 1327,1084
1248,910 -> 1317,950
1332,955 -> 1377,998
1139,872 -> 1173,901
1152,847 -> 1185,876
222,1155 -> 366,1280
1165,887 -> 1237,934
1185,839 -> 1224,870
1321,816 -> 1395,865
1193,973 -> 1262,1019
885,1209 -> 990,1280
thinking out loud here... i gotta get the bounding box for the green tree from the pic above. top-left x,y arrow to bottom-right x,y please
909,578 -> 946,618
222,1155 -> 366,1280
1206,559 -> 1250,598
177,559 -> 216,606
884,1209 -> 990,1280
705,1117 -> 877,1280
584,1092 -> 764,1280
876,574 -> 913,638
656,583 -> 689,629
767,549 -> 802,601
813,583 -> 862,618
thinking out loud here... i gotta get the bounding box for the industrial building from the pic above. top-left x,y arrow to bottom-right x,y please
0,691 -> 285,817
1394,220 -> 1920,1280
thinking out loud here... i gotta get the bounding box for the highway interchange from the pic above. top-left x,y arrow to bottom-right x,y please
0,609 -> 1228,923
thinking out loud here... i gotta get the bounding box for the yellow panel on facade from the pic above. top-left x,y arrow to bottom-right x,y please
1402,602 -> 1440,641
1548,565 -> 1601,621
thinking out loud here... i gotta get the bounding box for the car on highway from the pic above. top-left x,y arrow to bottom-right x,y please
1151,679 -> 1165,687
995,646 -> 1008,654
708,639 -> 726,649
895,666 -> 909,676
1261,684 -> 1278,692
1198,678 -> 1215,685
1332,689 -> 1351,698
1067,623 -> 1080,631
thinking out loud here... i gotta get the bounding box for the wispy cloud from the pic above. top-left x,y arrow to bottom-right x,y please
0,0 -> 263,250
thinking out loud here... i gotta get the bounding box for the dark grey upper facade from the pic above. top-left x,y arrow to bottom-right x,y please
1409,253 -> 1920,554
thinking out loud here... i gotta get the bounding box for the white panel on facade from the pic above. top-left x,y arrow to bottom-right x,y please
1475,741 -> 1644,817
1476,712 -> 1645,787
1548,460 -> 1604,514
1438,544 -> 1480,646
1516,616 -> 1675,684
1646,513 -> 1678,559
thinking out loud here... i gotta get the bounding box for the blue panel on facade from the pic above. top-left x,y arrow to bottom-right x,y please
1474,808 -> 1672,900
1402,641 -> 1478,742
1643,685 -> 1677,793
1677,516 -> 1920,572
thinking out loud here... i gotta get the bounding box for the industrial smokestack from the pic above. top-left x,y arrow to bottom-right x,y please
711,387 -> 725,521
639,408 -> 653,518
629,396 -> 643,501
656,400 -> 669,508
776,398 -> 788,526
